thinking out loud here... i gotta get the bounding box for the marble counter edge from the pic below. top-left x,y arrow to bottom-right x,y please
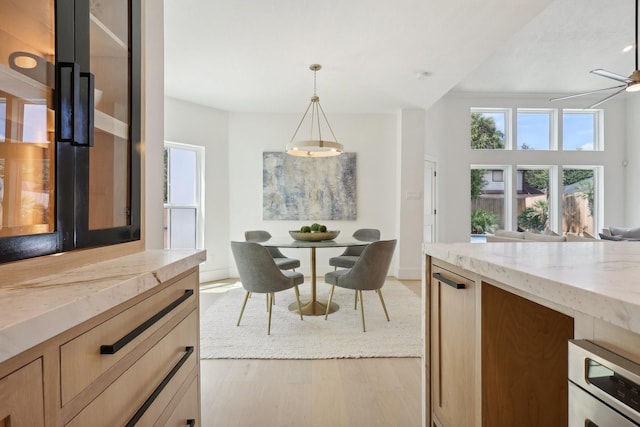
0,249 -> 206,364
423,243 -> 640,336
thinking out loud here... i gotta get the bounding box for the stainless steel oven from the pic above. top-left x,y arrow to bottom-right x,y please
569,340 -> 640,426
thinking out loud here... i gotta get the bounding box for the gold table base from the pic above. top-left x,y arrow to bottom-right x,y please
288,300 -> 339,316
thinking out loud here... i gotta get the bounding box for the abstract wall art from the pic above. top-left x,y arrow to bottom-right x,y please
262,152 -> 357,220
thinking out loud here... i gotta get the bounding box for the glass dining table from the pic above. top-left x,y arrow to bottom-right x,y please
260,238 -> 369,316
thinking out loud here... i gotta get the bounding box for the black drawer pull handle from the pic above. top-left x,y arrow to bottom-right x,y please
126,346 -> 194,427
100,289 -> 194,354
432,272 -> 465,289
187,419 -> 196,427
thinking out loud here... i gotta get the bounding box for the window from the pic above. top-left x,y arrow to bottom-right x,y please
562,110 -> 600,151
517,109 -> 554,150
562,167 -> 599,237
164,142 -> 204,249
471,166 -> 509,236
516,167 -> 551,232
0,98 -> 6,142
469,108 -> 602,152
470,108 -> 509,149
22,103 -> 48,143
469,106 -> 604,239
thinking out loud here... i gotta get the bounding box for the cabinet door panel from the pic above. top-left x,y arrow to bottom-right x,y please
0,0 -> 58,260
481,283 -> 573,426
431,265 -> 477,427
0,358 -> 44,426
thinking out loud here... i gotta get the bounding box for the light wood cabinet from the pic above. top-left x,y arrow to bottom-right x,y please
0,358 -> 45,427
0,263 -> 201,427
427,258 -> 573,427
430,262 -> 478,427
60,271 -> 198,406
66,311 -> 198,426
481,283 -> 573,426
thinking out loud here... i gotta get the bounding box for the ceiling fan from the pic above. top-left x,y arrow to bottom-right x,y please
550,0 -> 640,108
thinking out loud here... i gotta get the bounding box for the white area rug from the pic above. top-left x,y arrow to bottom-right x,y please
199,279 -> 422,359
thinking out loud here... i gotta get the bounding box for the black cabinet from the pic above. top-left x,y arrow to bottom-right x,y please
0,0 -> 141,262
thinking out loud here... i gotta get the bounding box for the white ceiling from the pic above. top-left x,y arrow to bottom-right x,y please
164,0 -> 637,114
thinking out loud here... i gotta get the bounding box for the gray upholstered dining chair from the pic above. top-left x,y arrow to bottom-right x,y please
328,228 -> 380,269
324,239 -> 396,332
245,230 -> 301,270
231,241 -> 304,335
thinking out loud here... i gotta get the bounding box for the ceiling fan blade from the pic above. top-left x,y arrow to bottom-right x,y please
590,69 -> 633,83
549,84 -> 627,102
587,86 -> 628,108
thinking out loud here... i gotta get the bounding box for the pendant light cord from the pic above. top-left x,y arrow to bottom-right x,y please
313,67 -> 317,97
289,65 -> 339,144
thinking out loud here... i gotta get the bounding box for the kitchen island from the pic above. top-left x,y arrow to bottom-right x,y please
422,241 -> 640,427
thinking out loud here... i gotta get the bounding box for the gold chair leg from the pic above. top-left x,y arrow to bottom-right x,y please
237,291 -> 250,326
377,288 -> 390,321
325,285 -> 336,319
358,290 -> 366,332
263,292 -> 275,311
294,286 -> 303,320
354,291 -> 358,310
267,292 -> 273,335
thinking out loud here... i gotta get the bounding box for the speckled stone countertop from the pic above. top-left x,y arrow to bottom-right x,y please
424,241 -> 640,335
0,249 -> 206,364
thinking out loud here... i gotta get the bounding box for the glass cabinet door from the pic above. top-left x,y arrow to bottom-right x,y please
0,0 -> 140,263
89,0 -> 131,231
78,0 -> 140,247
0,0 -> 58,258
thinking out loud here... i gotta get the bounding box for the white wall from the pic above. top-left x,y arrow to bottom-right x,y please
626,96 -> 640,227
165,97 -> 230,282
142,0 -> 164,249
396,110 -> 426,279
228,113 -> 400,278
426,93 -> 627,242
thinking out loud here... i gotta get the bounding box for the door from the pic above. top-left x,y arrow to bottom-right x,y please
424,159 -> 437,243
71,0 -> 141,249
0,0 -> 58,260
163,142 -> 204,249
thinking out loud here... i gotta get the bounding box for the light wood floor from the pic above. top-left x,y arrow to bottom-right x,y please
199,279 -> 422,427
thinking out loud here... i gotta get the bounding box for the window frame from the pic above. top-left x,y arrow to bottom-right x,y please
515,165 -> 556,232
471,164 -> 512,233
560,109 -> 603,151
561,165 -> 602,237
516,108 -> 556,151
470,107 -> 512,150
163,141 -> 205,250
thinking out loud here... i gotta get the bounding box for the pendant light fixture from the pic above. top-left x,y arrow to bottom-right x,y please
286,64 -> 343,157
